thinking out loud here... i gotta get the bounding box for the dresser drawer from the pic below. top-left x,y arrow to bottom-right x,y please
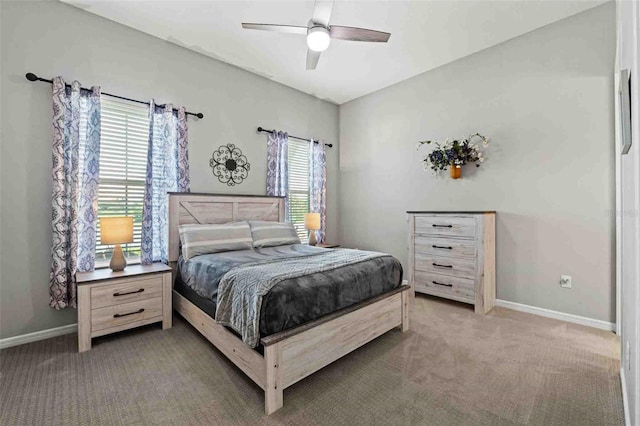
91,276 -> 163,309
414,271 -> 475,302
415,236 -> 476,259
415,253 -> 476,279
414,215 -> 476,238
91,297 -> 163,332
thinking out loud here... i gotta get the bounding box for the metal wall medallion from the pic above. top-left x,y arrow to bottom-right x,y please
210,144 -> 250,186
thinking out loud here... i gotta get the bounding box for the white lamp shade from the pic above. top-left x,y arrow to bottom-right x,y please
99,216 -> 134,245
304,213 -> 321,231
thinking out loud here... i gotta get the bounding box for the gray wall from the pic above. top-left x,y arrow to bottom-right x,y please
0,1 -> 339,339
338,4 -> 616,322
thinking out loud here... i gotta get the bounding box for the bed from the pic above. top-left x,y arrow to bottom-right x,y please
168,193 -> 410,414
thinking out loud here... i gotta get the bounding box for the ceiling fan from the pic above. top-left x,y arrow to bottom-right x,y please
241,0 -> 390,70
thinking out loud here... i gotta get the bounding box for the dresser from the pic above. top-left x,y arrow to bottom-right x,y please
76,263 -> 172,352
407,211 -> 496,314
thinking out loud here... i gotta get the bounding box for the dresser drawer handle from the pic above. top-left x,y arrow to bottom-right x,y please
432,262 -> 453,268
432,280 -> 453,287
113,308 -> 144,318
113,288 -> 145,297
432,245 -> 452,250
432,224 -> 453,228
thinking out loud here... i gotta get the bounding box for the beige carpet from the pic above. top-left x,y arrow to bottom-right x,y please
0,296 -> 623,425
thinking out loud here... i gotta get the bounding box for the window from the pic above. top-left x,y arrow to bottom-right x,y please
94,98 -> 149,265
287,139 -> 310,241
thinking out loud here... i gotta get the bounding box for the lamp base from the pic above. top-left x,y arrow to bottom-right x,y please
109,244 -> 127,272
308,231 -> 317,246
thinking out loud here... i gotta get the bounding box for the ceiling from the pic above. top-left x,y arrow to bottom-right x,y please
62,0 -> 608,104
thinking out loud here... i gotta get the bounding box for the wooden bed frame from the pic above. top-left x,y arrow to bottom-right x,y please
168,193 -> 410,414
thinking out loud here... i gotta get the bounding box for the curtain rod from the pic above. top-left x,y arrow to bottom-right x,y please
257,126 -> 333,148
25,73 -> 204,119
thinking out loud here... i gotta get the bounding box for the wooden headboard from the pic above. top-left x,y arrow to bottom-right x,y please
168,192 -> 286,263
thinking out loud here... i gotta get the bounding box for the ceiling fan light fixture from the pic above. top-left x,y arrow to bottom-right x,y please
307,26 -> 330,52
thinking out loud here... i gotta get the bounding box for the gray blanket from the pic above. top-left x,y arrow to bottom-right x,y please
215,249 -> 390,347
178,244 -> 326,303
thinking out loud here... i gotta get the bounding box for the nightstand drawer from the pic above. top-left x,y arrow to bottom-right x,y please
91,297 -> 163,333
91,276 -> 163,309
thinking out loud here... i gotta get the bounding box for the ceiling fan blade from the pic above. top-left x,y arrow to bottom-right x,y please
311,0 -> 334,27
241,23 -> 307,35
329,26 -> 390,42
306,49 -> 321,70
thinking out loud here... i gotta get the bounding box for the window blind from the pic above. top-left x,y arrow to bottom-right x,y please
287,139 -> 310,241
95,97 -> 149,264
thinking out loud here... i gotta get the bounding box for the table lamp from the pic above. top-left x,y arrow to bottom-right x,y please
99,216 -> 134,272
304,213 -> 321,246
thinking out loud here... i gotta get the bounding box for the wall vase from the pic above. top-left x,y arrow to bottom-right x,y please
450,165 -> 461,179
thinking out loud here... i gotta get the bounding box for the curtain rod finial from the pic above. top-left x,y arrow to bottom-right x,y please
26,73 -> 39,82
196,113 -> 204,119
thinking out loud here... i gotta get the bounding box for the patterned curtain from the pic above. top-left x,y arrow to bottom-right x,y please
50,77 -> 101,309
266,131 -> 289,220
141,102 -> 190,264
309,139 -> 327,244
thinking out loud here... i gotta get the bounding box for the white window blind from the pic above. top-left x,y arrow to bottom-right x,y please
95,97 -> 149,264
287,139 -> 310,241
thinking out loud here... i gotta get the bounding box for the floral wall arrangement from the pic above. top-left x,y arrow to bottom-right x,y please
417,133 -> 490,179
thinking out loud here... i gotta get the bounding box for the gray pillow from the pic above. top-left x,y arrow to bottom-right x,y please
179,222 -> 253,260
249,221 -> 301,248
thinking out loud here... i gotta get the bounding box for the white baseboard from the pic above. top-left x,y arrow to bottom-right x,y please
0,298 -> 614,349
495,299 -> 616,332
0,323 -> 77,350
621,368 -> 631,426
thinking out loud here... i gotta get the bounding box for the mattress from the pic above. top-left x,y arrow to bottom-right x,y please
176,244 -> 403,343
174,274 -> 217,318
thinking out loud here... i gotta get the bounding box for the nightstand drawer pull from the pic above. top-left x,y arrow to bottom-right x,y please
432,245 -> 452,250
432,262 -> 453,268
113,288 -> 145,297
113,308 -> 144,318
432,280 -> 453,287
432,224 -> 453,228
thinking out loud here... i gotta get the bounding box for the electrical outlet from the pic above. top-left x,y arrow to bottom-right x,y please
560,275 -> 572,288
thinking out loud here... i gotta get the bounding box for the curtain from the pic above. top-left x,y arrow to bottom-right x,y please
266,131 -> 289,220
141,102 -> 190,264
309,139 -> 327,244
50,77 -> 101,309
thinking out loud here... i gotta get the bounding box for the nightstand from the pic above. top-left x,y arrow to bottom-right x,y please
317,243 -> 340,248
76,263 -> 172,352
